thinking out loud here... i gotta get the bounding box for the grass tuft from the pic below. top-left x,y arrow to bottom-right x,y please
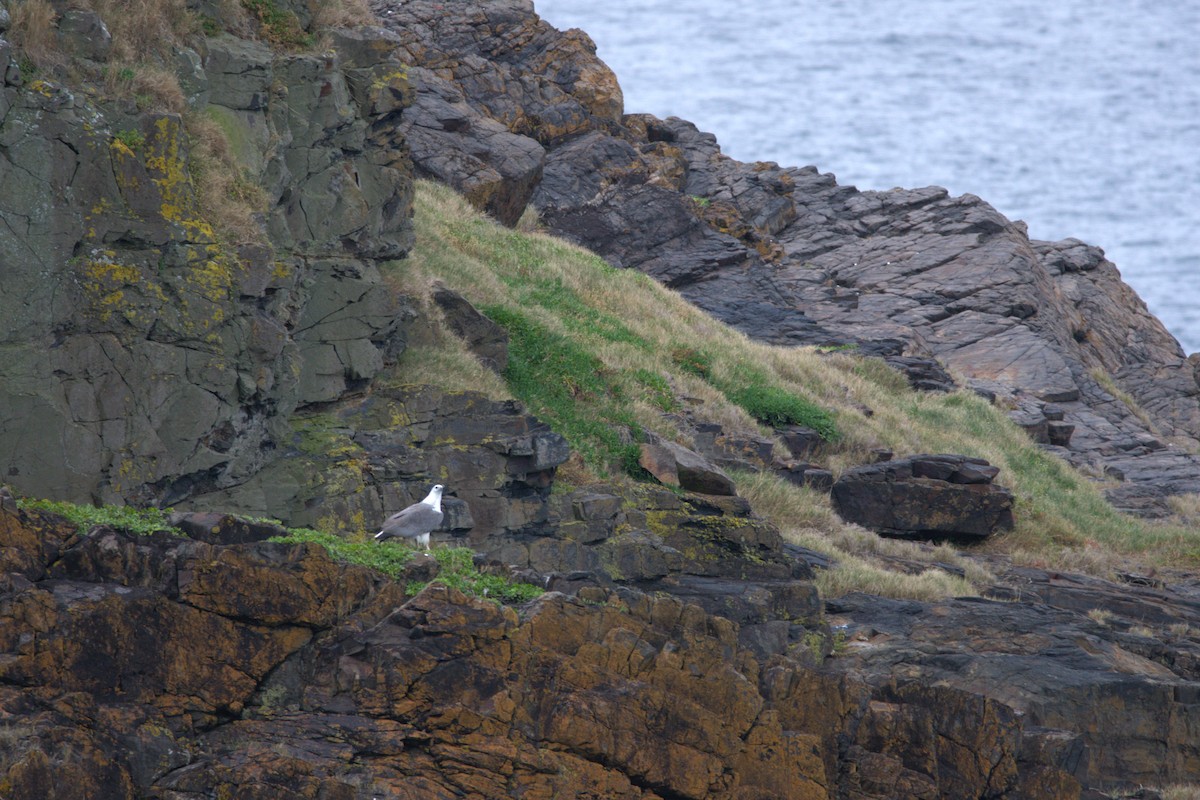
267,529 -> 543,605
16,498 -> 179,536
408,547 -> 545,605
268,527 -> 415,579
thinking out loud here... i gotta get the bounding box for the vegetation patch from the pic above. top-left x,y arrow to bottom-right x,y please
720,371 -> 839,437
407,547 -> 544,605
393,180 -> 1200,580
267,530 -> 542,605
268,527 -> 414,579
241,0 -> 313,49
483,304 -> 644,472
16,498 -> 179,536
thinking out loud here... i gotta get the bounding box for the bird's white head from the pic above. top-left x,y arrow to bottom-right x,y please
424,484 -> 445,510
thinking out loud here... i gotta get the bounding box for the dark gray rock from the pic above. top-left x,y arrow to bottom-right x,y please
832,454 -> 1014,539
169,511 -> 287,545
775,462 -> 834,492
56,9 -> 112,61
432,283 -> 509,372
638,437 -> 737,496
778,425 -> 823,459
399,66 -> 545,226
0,31 -> 415,508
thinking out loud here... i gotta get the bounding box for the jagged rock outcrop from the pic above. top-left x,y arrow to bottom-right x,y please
197,383 -> 569,537
823,560 -> 1200,789
0,16 -> 415,508
2,500 -> 1103,799
373,0 -> 1200,516
831,454 -> 1015,540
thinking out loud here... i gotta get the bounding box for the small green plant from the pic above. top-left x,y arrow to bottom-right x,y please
689,195 -> 711,208
199,15 -> 223,36
268,527 -> 414,579
113,128 -> 145,150
799,630 -> 827,662
16,498 -> 178,536
256,683 -> 288,714
407,547 -> 544,605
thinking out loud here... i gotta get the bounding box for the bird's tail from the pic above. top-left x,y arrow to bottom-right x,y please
373,530 -> 386,540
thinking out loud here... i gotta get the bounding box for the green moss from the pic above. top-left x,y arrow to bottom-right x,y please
716,361 -> 839,439
407,547 -> 544,605
17,498 -> 179,536
483,304 -> 646,475
268,527 -> 414,579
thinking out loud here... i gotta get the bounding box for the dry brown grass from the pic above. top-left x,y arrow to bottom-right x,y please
91,0 -> 197,64
185,113 -> 269,246
9,0 -> 62,69
1159,786 -> 1200,800
129,65 -> 184,112
313,0 -> 375,30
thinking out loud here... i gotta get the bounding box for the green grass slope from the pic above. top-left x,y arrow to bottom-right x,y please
385,180 -> 1200,593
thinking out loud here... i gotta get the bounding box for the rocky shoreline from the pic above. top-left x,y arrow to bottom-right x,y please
373,0 -> 1200,517
2,0 -> 1200,797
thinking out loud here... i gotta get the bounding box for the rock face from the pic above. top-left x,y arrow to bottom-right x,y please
0,19 -> 415,508
198,384 -> 570,538
373,0 -> 1200,516
831,454 -> 1015,540
1,501 -> 1105,799
824,562 -> 1200,791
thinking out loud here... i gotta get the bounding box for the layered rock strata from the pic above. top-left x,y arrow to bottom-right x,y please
1,500 -> 1107,799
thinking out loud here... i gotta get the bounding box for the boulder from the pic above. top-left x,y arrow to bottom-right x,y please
831,454 -> 1014,539
638,437 -> 737,496
775,461 -> 834,492
432,283 -> 509,372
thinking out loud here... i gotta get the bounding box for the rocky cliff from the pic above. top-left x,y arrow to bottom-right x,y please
3,1 -> 1200,798
373,0 -> 1200,518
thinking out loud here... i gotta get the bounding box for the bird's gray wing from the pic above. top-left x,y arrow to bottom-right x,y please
380,503 -> 443,539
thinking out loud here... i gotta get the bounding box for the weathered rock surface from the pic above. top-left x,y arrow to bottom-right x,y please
822,556 -> 1200,790
195,384 -> 569,538
831,454 -> 1015,540
374,0 -> 1200,515
2,500 -> 1110,799
638,435 -> 738,496
0,20 -> 415,508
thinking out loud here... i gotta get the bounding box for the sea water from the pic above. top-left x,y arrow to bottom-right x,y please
535,0 -> 1200,355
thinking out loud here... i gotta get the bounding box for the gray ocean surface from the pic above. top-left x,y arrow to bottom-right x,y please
534,0 -> 1200,355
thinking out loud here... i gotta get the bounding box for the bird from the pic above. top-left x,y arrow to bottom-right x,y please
374,484 -> 445,551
